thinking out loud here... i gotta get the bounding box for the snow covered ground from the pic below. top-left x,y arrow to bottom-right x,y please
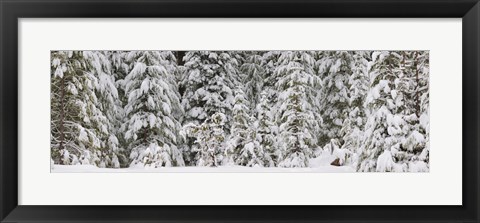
52,150 -> 355,173
52,154 -> 355,173
51,164 -> 354,173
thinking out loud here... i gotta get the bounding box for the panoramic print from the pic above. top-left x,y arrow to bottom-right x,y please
50,51 -> 429,172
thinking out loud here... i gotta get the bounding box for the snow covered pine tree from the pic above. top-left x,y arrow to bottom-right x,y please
123,51 -> 184,168
275,51 -> 321,168
51,50 -> 429,172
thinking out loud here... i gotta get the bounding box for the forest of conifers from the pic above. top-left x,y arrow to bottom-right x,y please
50,50 -> 429,172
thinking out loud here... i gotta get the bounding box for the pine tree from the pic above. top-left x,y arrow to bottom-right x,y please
241,52 -> 266,110
253,91 -> 277,167
181,51 -> 239,126
358,51 -> 429,172
262,51 -> 283,105
106,50 -> 132,167
317,51 -> 354,146
358,51 -> 399,171
339,51 -> 371,166
417,51 -> 430,171
399,51 -> 430,172
226,88 -> 254,165
237,124 -> 266,167
51,51 -> 107,166
263,51 -> 282,86
275,51 -> 320,168
181,51 -> 240,164
174,59 -> 195,165
184,113 -> 227,167
76,51 -> 123,168
123,51 -> 184,168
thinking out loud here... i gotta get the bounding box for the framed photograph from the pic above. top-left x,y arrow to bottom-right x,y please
1,0 -> 479,222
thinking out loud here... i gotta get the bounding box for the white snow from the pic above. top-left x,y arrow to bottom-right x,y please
376,150 -> 395,172
140,78 -> 150,93
78,128 -> 88,142
52,164 -> 355,173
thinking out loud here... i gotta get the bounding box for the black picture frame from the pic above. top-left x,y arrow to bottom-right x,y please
1,0 -> 479,222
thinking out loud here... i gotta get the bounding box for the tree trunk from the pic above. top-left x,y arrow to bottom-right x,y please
414,52 -> 420,117
176,51 -> 186,66
59,76 -> 65,164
